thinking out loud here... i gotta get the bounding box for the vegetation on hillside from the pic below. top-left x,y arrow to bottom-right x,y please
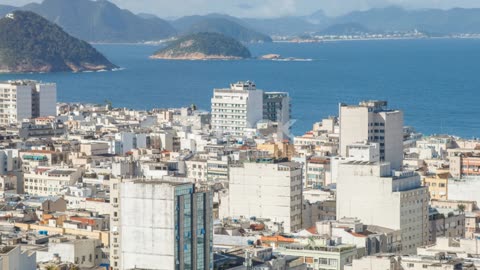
153,32 -> 251,59
0,11 -> 117,73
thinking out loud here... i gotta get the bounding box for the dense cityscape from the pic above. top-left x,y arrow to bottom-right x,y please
0,79 -> 478,270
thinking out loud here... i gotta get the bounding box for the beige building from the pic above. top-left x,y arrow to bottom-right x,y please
228,160 -> 303,233
257,141 -> 294,160
465,212 -> 480,239
422,170 -> 449,200
80,142 -> 109,156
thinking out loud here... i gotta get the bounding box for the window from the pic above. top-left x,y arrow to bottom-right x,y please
318,258 -> 328,265
407,263 -> 415,268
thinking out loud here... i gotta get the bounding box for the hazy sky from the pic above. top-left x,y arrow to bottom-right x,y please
4,0 -> 480,18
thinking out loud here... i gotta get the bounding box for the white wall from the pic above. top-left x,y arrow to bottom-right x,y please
336,162 -> 428,253
448,179 -> 480,204
120,182 -> 175,270
229,162 -> 303,233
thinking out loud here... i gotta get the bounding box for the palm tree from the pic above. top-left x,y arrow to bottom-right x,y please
457,204 -> 466,213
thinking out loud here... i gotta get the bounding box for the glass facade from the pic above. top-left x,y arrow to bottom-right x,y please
175,184 -> 212,270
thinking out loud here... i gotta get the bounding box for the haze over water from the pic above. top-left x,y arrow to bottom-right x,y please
1,38 -> 479,138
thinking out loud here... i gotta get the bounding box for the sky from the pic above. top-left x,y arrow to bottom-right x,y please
3,0 -> 480,18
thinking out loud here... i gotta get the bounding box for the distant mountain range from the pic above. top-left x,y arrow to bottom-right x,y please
171,15 -> 272,43
0,0 -> 176,43
0,0 -> 271,43
2,0 -> 480,42
331,7 -> 480,35
317,23 -> 371,36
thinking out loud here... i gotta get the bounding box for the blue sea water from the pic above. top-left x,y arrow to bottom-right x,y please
1,39 -> 480,137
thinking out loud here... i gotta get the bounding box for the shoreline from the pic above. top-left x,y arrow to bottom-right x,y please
89,36 -> 480,46
273,36 -> 480,44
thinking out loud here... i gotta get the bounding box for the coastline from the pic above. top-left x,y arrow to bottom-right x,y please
89,35 -> 480,46
150,53 -> 243,60
273,36 -> 480,44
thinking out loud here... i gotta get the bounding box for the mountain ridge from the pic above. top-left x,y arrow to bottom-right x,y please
0,11 -> 117,73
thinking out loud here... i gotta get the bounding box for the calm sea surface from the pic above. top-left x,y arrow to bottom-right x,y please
1,39 -> 480,137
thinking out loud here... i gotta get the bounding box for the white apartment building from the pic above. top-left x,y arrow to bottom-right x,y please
23,167 -> 83,196
211,81 -> 264,137
185,159 -> 208,183
228,160 -> 303,233
0,80 -> 56,125
36,236 -> 101,268
336,161 -> 429,254
339,101 -> 403,170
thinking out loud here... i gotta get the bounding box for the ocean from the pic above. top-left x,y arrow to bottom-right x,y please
1,38 -> 480,137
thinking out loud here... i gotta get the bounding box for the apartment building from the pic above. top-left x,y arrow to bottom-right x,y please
0,245 -> 36,270
428,208 -> 465,244
339,101 -> 403,170
336,161 -> 429,254
111,179 -> 213,270
228,160 -> 303,233
263,92 -> 291,140
345,254 -> 474,270
270,236 -> 358,270
304,157 -> 330,188
0,80 -> 56,125
422,170 -> 449,200
36,236 -> 102,268
449,149 -> 480,179
23,167 -> 83,196
211,81 -> 264,137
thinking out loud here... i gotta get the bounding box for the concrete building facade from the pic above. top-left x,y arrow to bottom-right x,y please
339,101 -> 403,170
336,161 -> 429,254
116,180 -> 213,270
228,160 -> 303,233
0,80 -> 56,125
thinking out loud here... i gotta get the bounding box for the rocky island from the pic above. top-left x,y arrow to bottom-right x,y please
0,11 -> 117,73
151,32 -> 251,60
